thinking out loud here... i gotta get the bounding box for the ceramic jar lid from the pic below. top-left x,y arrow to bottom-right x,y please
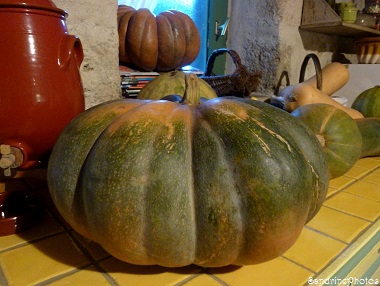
0,0 -> 66,16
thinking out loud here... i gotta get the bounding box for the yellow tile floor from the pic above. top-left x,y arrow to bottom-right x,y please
0,158 -> 379,286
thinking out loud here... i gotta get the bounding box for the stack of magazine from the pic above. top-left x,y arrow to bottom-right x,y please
119,65 -> 204,98
119,65 -> 159,98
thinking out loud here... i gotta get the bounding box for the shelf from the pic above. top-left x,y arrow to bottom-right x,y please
300,0 -> 380,37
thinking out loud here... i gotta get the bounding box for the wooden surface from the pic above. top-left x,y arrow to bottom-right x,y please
300,0 -> 380,37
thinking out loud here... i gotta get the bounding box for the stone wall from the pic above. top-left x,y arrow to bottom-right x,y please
53,0 -> 356,107
227,0 -> 356,95
54,0 -> 121,108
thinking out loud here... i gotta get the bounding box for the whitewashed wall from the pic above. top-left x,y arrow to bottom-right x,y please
53,0 -> 356,107
227,0 -> 356,95
54,0 -> 121,108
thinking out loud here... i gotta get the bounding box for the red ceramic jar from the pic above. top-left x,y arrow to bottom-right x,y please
0,0 -> 85,171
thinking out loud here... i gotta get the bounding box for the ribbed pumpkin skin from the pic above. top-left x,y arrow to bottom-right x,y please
124,8 -> 158,71
291,103 -> 362,179
48,98 -> 328,268
118,6 -> 200,71
232,98 -> 329,221
118,6 -> 137,65
352,86 -> 380,117
355,117 -> 380,158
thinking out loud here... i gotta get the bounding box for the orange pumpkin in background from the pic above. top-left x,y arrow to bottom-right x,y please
117,5 -> 201,72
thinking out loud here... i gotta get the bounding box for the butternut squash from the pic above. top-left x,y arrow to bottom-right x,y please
283,83 -> 364,119
303,62 -> 349,96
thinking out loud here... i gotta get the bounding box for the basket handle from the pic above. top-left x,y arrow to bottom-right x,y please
299,53 -> 322,91
274,71 -> 290,96
203,48 -> 242,76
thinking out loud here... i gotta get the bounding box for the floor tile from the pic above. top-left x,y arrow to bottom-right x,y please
209,257 -> 313,286
326,187 -> 340,198
314,221 -> 380,285
70,231 -> 110,261
100,257 -> 202,286
343,180 -> 380,202
47,266 -> 112,286
282,228 -> 347,272
0,233 -> 91,286
363,171 -> 380,185
344,165 -> 372,179
306,206 -> 371,243
0,211 -> 64,252
328,176 -> 356,190
354,158 -> 380,169
323,192 -> 380,221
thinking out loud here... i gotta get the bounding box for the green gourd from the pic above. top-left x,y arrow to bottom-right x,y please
355,117 -> 380,158
352,86 -> 380,117
291,103 -> 362,179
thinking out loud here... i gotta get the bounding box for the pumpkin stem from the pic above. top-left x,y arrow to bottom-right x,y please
180,73 -> 201,105
316,134 -> 326,148
180,74 -> 189,104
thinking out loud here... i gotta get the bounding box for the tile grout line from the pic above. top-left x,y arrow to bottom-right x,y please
280,255 -> 317,275
307,216 -> 380,281
317,204 -> 374,223
303,225 -> 350,245
283,164 -> 380,283
0,262 -> 9,286
34,263 -> 99,286
173,272 -> 206,286
312,219 -> 380,283
328,164 -> 380,197
0,229 -> 67,254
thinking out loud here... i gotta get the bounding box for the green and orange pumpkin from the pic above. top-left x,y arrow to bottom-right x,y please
47,85 -> 329,267
355,117 -> 380,158
291,103 -> 362,179
137,71 -> 217,102
352,85 -> 380,118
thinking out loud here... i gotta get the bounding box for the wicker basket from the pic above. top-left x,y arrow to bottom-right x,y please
200,48 -> 261,97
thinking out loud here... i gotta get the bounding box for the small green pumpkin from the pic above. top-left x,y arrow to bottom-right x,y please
352,86 -> 380,117
355,117 -> 380,158
291,103 -> 362,179
137,71 -> 217,103
47,94 -> 328,267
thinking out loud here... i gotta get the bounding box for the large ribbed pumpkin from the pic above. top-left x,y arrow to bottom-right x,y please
352,85 -> 380,117
117,5 -> 200,71
47,93 -> 329,267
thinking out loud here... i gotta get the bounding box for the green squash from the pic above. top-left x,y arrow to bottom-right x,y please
352,86 -> 380,117
291,103 -> 362,179
137,71 -> 217,104
47,96 -> 329,268
355,117 -> 380,158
